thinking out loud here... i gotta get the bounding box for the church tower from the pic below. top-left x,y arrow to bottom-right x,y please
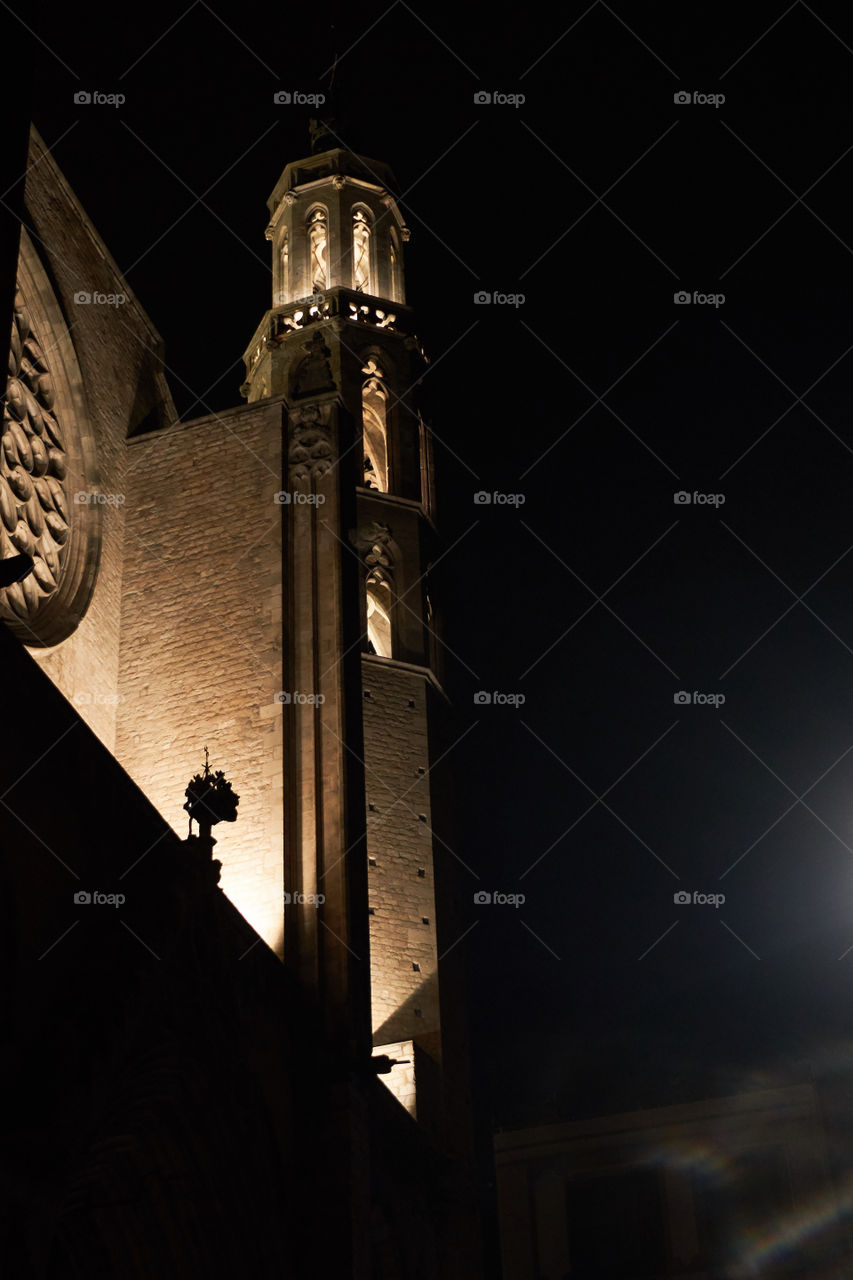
1,123 -> 481,1280
240,123 -> 456,1121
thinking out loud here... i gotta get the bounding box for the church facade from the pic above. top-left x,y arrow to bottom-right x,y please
1,123 -> 480,1276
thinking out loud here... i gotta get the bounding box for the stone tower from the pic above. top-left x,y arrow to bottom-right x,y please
240,130 -> 456,1118
2,123 -> 481,1280
3,126 -> 471,1137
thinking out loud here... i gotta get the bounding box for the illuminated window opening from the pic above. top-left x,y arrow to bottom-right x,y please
366,571 -> 392,657
307,207 -> 328,292
362,360 -> 389,492
353,208 -> 372,294
277,232 -> 289,304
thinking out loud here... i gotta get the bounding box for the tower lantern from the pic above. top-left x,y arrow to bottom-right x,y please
261,141 -> 409,314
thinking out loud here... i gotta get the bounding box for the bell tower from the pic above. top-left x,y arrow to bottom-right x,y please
241,128 -> 461,1128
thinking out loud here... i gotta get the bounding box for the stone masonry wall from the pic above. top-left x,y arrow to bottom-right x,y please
362,655 -> 441,1049
115,399 -> 284,952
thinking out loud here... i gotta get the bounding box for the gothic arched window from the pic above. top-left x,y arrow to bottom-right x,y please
361,360 -> 389,492
307,207 -> 328,293
352,208 -> 372,294
366,571 -> 392,658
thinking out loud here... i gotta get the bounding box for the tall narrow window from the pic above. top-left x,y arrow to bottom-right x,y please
307,208 -> 328,292
366,572 -> 392,657
389,228 -> 402,302
362,361 -> 388,491
353,209 -> 371,294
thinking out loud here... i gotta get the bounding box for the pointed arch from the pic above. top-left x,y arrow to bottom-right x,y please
352,206 -> 373,294
305,205 -> 328,293
361,359 -> 389,492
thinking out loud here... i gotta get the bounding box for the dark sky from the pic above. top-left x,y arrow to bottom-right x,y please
19,0 -> 853,1132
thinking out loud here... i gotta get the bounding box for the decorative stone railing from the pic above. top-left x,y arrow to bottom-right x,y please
242,289 -> 425,389
270,287 -> 415,340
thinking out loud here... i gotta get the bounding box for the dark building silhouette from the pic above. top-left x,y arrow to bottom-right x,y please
0,122 -> 482,1278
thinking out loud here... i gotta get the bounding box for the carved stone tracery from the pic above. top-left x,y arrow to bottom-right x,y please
287,403 -> 335,484
0,287 -> 70,625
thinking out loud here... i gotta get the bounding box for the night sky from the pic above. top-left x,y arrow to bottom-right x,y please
17,0 -> 853,1141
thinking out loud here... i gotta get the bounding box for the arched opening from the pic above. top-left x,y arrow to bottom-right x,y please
361,360 -> 389,492
353,207 -> 372,294
306,207 -> 328,293
366,571 -> 392,658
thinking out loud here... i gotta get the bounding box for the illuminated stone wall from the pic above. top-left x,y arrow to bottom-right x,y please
11,130 -> 174,751
115,399 -> 285,952
362,655 -> 441,1054
373,1040 -> 417,1118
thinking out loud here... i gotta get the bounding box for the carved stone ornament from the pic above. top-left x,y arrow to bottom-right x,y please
1,289 -> 71,626
350,521 -> 394,578
0,237 -> 100,646
283,191 -> 297,207
287,403 -> 335,483
292,328 -> 336,398
332,176 -> 346,190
